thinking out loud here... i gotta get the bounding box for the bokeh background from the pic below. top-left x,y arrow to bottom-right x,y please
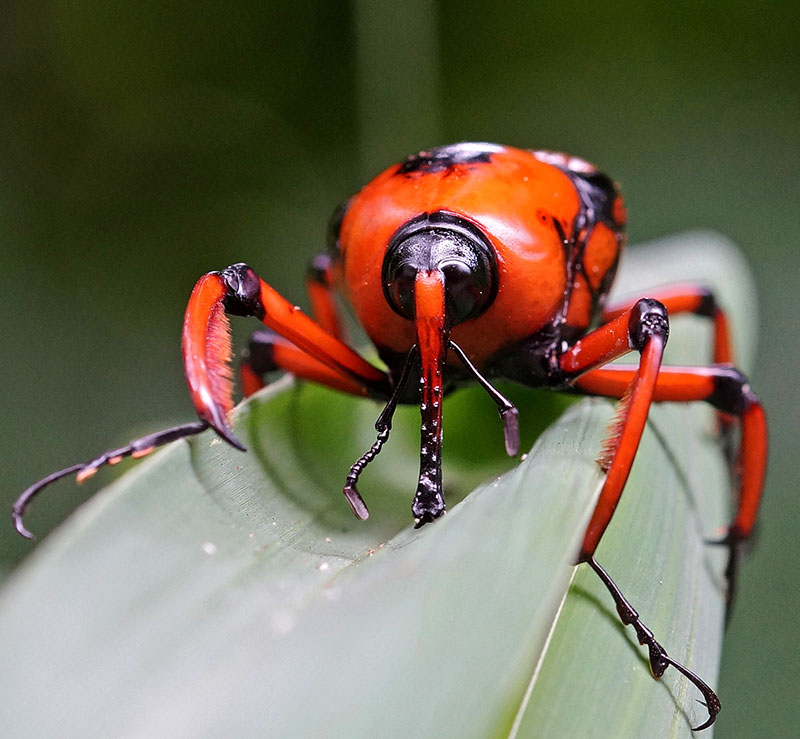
1,1 -> 797,735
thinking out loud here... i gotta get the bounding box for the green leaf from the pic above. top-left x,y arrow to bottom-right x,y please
0,233 -> 755,737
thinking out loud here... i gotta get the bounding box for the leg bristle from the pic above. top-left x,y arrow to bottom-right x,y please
206,302 -> 235,415
598,382 -> 634,472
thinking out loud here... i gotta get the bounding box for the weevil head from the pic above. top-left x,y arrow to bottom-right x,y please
381,211 -> 498,327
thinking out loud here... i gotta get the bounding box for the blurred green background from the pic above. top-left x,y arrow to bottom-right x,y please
1,1 -> 797,735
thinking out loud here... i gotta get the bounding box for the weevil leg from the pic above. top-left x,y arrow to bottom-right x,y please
602,283 -> 737,433
12,422 -> 209,539
586,556 -> 721,732
574,363 -> 767,608
182,262 -> 391,449
560,298 -> 670,557
238,253 -> 380,397
602,284 -> 733,365
239,327 -> 398,521
240,330 -> 375,398
305,253 -> 346,341
557,298 -> 722,728
15,261 -> 392,540
555,296 -> 766,730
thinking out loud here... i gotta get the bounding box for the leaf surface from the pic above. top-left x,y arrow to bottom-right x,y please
0,233 -> 756,738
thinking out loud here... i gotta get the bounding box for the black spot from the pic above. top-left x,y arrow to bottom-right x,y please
326,197 -> 350,257
306,253 -> 332,285
707,367 -> 750,415
568,170 -> 621,227
397,142 -> 505,175
220,263 -> 266,320
246,330 -> 279,374
694,287 -> 718,317
628,298 -> 669,350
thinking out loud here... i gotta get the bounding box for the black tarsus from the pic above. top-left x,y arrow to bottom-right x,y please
13,464 -> 84,539
343,346 -> 419,519
706,530 -> 743,616
448,340 -> 520,457
12,421 -> 209,540
585,556 -> 721,731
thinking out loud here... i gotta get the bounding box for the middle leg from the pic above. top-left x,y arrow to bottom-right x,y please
240,330 -> 374,398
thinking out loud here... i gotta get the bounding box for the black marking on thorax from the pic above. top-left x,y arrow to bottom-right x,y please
396,142 -> 505,175
326,197 -> 351,259
494,159 -> 624,384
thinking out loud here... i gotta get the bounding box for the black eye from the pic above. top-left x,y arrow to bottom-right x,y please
382,211 -> 498,325
385,263 -> 418,319
441,260 -> 486,322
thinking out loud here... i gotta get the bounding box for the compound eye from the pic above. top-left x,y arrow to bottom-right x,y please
441,260 -> 487,323
385,262 -> 418,319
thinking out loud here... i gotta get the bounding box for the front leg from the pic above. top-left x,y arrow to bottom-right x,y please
574,362 -> 767,608
13,262 -> 392,540
557,298 -> 722,730
559,298 -> 670,557
182,263 -> 391,448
